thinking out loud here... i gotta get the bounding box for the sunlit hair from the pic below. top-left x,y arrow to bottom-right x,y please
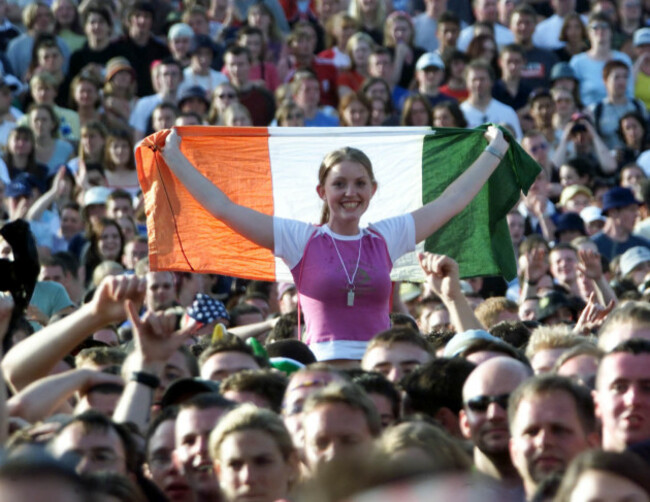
364,326 -> 432,360
302,382 -> 382,437
23,2 -> 52,29
554,449 -> 650,502
525,324 -> 583,361
318,147 -> 376,224
378,420 -> 472,472
345,32 -> 375,72
222,103 -> 252,127
290,70 -> 319,96
325,12 -> 358,48
209,403 -> 296,461
508,374 -> 596,435
275,101 -> 304,126
348,0 -> 386,31
597,301 -> 650,350
383,11 -> 414,48
208,82 -> 238,125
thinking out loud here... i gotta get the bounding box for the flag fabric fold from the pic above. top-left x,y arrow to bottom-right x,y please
136,126 -> 540,282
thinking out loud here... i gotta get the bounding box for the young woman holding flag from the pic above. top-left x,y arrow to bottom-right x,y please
161,125 -> 509,362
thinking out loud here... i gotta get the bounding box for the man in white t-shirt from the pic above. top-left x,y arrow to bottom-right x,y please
460,60 -> 522,139
413,0 -> 448,52
178,34 -> 228,95
457,0 -> 514,51
129,58 -> 183,141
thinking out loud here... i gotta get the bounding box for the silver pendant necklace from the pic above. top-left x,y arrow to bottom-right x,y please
329,232 -> 363,307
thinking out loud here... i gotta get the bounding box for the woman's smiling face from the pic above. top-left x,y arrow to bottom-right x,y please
318,159 -> 377,233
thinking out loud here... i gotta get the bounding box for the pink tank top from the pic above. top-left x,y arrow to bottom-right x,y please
291,229 -> 392,345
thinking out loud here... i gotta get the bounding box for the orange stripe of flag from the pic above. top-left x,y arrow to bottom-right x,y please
136,126 -> 276,280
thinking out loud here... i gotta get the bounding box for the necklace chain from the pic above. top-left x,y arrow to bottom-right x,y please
329,232 -> 363,291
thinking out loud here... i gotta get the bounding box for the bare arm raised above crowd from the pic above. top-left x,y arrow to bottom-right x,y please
26,167 -> 68,222
418,252 -> 483,332
412,126 -> 510,243
2,275 -> 145,392
8,369 -> 123,424
161,129 -> 275,250
113,300 -> 192,433
578,248 -> 617,306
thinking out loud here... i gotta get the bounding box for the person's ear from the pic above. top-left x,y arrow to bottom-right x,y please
371,182 -> 378,197
459,409 -> 472,440
316,185 -> 326,200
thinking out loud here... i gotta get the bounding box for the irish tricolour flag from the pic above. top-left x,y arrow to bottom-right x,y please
136,126 -> 539,282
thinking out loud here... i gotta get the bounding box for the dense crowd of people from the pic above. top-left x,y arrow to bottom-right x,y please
0,0 -> 649,499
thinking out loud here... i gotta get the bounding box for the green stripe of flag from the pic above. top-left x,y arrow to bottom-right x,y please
422,125 -> 541,281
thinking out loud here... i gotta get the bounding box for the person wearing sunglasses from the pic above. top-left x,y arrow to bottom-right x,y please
459,356 -> 532,485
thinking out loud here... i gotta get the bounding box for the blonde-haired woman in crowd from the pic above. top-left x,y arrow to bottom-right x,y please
348,0 -> 386,46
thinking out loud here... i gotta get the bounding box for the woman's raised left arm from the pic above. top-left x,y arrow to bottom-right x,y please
412,125 -> 510,243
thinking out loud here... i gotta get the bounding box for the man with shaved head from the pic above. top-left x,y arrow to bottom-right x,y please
459,357 -> 532,485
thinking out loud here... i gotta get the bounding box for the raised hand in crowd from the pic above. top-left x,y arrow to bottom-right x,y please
113,299 -> 193,432
519,245 -> 550,300
418,252 -> 483,332
88,274 -> 146,327
2,275 -> 144,392
125,299 -> 192,373
577,248 -> 617,306
573,291 -> 616,336
523,189 -> 556,243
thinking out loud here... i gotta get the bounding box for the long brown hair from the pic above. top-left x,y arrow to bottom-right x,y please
318,147 -> 376,224
104,129 -> 136,172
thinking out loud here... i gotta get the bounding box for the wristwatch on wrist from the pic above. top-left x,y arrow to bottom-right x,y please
129,371 -> 160,389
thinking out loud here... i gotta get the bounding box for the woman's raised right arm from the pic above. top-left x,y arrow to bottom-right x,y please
161,129 -> 275,251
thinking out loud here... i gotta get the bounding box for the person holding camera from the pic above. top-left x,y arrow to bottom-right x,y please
552,112 -> 617,176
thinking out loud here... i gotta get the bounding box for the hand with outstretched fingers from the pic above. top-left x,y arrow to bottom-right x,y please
573,292 -> 615,335
577,248 -> 603,280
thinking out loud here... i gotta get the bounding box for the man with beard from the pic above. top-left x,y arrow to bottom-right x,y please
459,357 -> 532,487
508,375 -> 598,500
